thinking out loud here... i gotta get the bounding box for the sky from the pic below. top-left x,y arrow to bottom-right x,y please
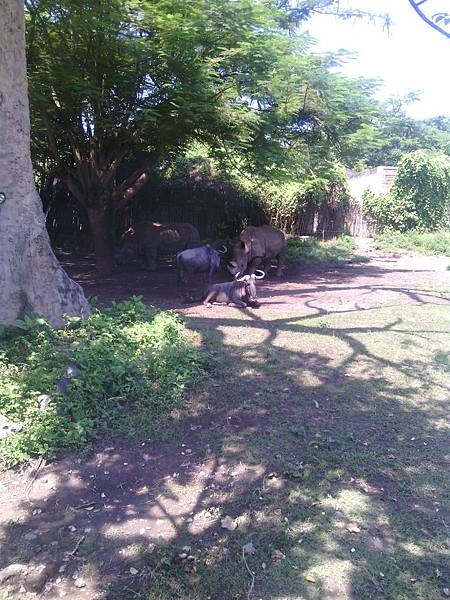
304,0 -> 450,119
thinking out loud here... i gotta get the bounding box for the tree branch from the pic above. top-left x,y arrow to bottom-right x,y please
115,153 -> 161,209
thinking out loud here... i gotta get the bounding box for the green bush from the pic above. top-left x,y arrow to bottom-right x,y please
362,150 -> 450,232
286,235 -> 361,264
362,151 -> 450,233
389,150 -> 450,231
362,188 -> 394,230
373,230 -> 450,256
0,299 -> 211,466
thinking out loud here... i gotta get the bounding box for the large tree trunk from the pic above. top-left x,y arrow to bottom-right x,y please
86,209 -> 115,274
0,0 -> 89,327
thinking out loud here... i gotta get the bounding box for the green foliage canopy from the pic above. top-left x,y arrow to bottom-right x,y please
27,0 -> 389,267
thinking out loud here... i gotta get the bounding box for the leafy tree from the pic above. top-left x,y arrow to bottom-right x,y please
26,0 -> 302,271
27,0 -> 389,271
362,96 -> 450,167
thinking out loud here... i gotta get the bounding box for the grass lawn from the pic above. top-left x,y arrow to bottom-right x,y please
1,254 -> 448,600
134,301 -> 449,600
373,230 -> 450,257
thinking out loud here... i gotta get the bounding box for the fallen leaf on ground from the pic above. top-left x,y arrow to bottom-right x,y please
304,574 -> 316,583
347,523 -> 361,533
188,571 -> 200,586
221,516 -> 238,531
271,549 -> 285,561
129,567 -> 138,575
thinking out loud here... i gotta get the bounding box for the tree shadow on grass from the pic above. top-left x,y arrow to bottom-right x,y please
0,300 -> 448,599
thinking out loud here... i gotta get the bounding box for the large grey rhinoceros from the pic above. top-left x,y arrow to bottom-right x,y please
116,221 -> 200,270
228,225 -> 286,277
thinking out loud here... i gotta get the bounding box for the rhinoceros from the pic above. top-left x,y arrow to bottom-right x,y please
203,270 -> 265,308
116,221 -> 200,270
228,225 -> 285,277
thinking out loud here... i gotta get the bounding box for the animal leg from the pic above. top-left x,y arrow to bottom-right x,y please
144,246 -> 157,271
275,252 -> 285,277
232,300 -> 247,308
179,273 -> 191,301
203,291 -> 215,307
261,258 -> 271,275
248,257 -> 263,276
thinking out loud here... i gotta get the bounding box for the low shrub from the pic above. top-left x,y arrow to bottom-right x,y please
0,298 -> 211,466
373,230 -> 450,256
286,235 -> 363,264
362,188 -> 394,231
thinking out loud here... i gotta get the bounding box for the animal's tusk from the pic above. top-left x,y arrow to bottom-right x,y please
234,271 -> 242,280
218,244 -> 227,254
254,269 -> 265,279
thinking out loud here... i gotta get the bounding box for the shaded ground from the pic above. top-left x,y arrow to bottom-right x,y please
1,241 -> 449,599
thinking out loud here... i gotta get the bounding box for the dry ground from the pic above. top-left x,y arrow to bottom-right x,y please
0,241 -> 449,600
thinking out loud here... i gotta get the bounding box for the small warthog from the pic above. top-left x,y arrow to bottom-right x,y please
203,271 -> 265,308
177,244 -> 227,300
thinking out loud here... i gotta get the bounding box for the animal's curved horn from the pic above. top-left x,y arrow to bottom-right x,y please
218,244 -> 227,254
234,271 -> 242,280
254,269 -> 265,279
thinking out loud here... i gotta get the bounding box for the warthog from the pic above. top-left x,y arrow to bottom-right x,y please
203,271 -> 265,308
177,244 -> 227,300
228,225 -> 285,277
116,221 -> 200,270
